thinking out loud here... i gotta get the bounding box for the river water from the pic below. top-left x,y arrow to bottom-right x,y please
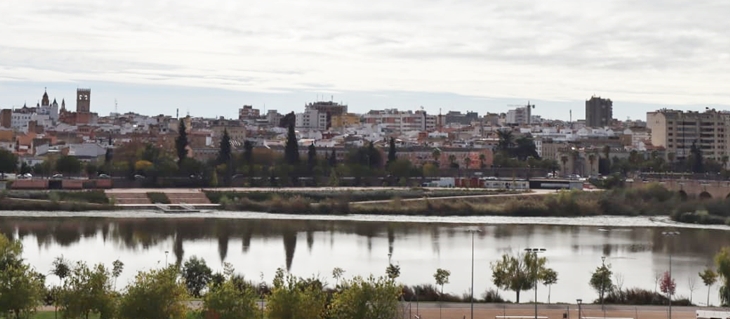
0,211 -> 727,305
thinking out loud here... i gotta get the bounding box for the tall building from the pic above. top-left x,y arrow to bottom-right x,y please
647,109 -> 730,161
76,89 -> 91,113
585,96 -> 613,128
239,105 -> 260,120
304,101 -> 347,130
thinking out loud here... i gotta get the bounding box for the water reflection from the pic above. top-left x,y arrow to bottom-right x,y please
1,216 -> 728,303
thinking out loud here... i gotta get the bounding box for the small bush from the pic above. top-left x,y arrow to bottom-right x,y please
147,192 -> 171,204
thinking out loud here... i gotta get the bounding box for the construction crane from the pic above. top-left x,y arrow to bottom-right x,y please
506,101 -> 536,125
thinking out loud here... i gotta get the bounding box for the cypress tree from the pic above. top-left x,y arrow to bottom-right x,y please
175,119 -> 189,165
387,137 -> 397,166
217,129 -> 231,165
284,123 -> 299,165
308,143 -> 317,169
329,149 -> 337,167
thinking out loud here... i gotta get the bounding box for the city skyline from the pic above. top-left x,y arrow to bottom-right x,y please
0,81 -> 724,122
2,1 -> 729,120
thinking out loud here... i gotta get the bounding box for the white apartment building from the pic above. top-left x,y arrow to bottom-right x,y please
362,109 -> 436,133
11,111 -> 32,132
295,107 -> 327,131
647,109 -> 730,161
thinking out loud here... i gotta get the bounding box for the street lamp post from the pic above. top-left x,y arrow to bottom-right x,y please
467,229 -> 481,319
600,256 -> 606,313
662,231 -> 680,319
577,299 -> 583,319
525,248 -> 547,319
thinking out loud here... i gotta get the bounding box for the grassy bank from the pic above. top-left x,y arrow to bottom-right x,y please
211,184 -> 684,217
0,190 -> 115,211
205,188 -> 519,204
0,198 -> 116,211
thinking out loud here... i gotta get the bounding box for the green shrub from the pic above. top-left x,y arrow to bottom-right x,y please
147,192 -> 171,204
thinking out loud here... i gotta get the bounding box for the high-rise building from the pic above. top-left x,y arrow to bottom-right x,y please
647,109 -> 730,161
585,96 -> 613,128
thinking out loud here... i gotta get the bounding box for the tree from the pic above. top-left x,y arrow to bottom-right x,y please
688,275 -> 698,304
0,234 -> 45,319
308,143 -> 317,170
386,263 -> 400,281
55,155 -> 82,175
464,156 -> 472,169
497,130 -> 514,152
0,149 -> 17,178
690,141 -> 704,173
118,266 -> 188,319
700,268 -> 718,306
203,273 -> 259,319
84,162 -> 97,177
490,252 -> 546,303
58,261 -> 116,319
332,267 -> 345,288
715,247 -> 730,306
589,262 -> 613,306
479,153 -> 487,169
266,268 -> 327,319
432,148 -> 441,166
367,142 -> 382,169
588,154 -> 596,175
217,129 -> 232,166
175,119 -> 189,165
51,256 -> 71,318
422,163 -> 439,177
112,259 -> 124,291
514,135 -> 540,160
181,256 -> 213,298
19,161 -> 30,175
542,268 -> 558,304
387,137 -> 397,166
448,154 -> 458,169
434,268 -> 451,319
660,271 -> 676,301
329,275 -> 401,319
328,149 -> 337,167
560,155 -> 569,176
284,123 -> 299,165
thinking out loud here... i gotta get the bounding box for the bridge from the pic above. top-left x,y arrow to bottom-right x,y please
627,179 -> 730,199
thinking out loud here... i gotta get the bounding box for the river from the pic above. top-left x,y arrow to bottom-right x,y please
0,211 -> 727,305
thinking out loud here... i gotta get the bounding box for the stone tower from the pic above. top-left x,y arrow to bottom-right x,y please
76,88 -> 91,113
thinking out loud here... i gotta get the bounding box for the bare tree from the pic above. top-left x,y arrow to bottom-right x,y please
688,276 -> 698,304
654,271 -> 662,293
614,273 -> 625,292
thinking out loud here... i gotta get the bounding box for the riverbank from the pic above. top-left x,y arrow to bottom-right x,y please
1,184 -> 717,224
205,184 -> 680,218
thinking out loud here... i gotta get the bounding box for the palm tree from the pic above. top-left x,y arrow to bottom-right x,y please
479,154 -> 486,169
560,155 -> 569,176
497,130 -> 515,153
432,148 -> 441,165
602,145 -> 611,160
571,150 -> 580,176
464,156 -> 472,169
448,154 -> 457,168
588,153 -> 596,176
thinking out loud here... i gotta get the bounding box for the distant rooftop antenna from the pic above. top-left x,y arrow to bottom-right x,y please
114,99 -> 118,114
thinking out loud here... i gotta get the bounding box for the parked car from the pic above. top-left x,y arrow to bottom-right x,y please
98,174 -> 111,179
134,174 -> 146,180
52,174 -> 63,179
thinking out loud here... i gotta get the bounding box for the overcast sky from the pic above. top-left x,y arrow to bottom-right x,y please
1,0 -> 729,121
